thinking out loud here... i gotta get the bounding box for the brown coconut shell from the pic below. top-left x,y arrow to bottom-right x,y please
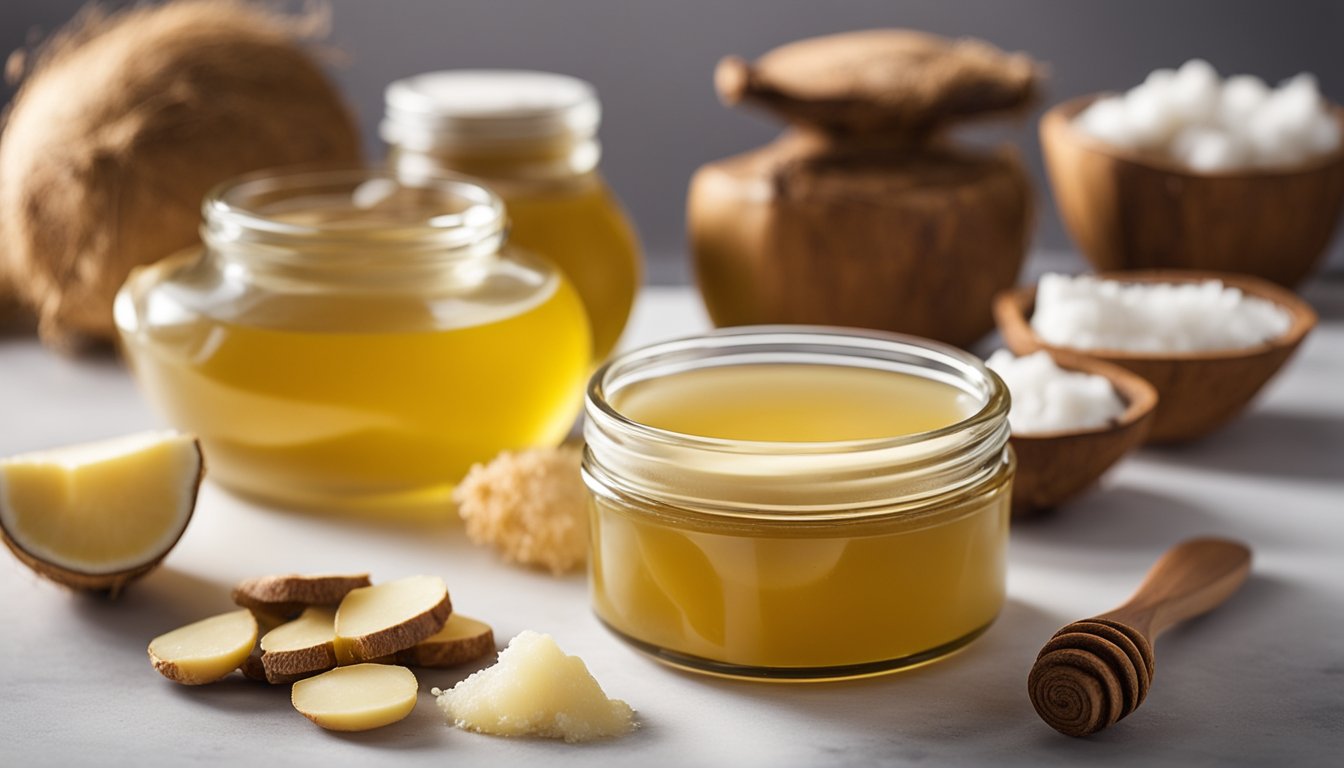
717,29 -> 1040,138
0,0 -> 362,350
0,438 -> 203,598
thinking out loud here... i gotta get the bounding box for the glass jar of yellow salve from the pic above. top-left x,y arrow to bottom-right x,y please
114,170 -> 590,518
381,70 -> 641,362
583,328 -> 1013,680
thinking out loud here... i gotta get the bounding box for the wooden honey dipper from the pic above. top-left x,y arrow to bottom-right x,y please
1028,537 -> 1252,737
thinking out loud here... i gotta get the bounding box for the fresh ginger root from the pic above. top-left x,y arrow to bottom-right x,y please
453,445 -> 587,575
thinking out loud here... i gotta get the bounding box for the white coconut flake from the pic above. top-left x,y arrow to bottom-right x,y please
1030,273 -> 1292,353
1073,60 -> 1339,171
987,350 -> 1126,435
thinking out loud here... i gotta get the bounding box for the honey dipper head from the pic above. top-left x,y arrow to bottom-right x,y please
1028,620 -> 1154,737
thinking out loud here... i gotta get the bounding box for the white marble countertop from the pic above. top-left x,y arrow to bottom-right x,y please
1,282 -> 1341,767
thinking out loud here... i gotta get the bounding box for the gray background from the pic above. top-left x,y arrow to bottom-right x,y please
3,0 -> 1342,283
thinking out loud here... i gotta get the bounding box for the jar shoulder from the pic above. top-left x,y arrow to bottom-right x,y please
115,247 -> 582,335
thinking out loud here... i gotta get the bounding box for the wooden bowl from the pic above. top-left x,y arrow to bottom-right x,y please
993,270 -> 1317,444
1008,354 -> 1157,519
1040,95 -> 1344,288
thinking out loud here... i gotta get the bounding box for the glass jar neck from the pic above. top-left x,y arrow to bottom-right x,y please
389,134 -> 602,184
202,170 -> 507,291
583,328 -> 1011,523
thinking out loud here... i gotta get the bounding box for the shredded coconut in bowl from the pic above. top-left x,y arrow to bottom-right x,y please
1030,273 -> 1291,353
986,350 -> 1126,434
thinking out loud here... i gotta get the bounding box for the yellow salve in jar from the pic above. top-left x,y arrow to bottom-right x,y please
583,328 -> 1013,680
115,171 -> 590,517
382,70 -> 641,361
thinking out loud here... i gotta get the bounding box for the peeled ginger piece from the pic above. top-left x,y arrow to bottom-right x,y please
0,431 -> 201,594
334,575 -> 452,663
148,609 -> 258,685
292,664 -> 419,732
434,630 -> 635,743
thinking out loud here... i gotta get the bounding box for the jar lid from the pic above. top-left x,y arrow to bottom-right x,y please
382,70 -> 601,151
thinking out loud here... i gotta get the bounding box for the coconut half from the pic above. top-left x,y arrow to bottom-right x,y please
0,430 -> 203,595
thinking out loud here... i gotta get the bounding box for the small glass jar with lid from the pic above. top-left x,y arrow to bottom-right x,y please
114,170 -> 591,518
381,70 -> 641,361
583,327 -> 1013,680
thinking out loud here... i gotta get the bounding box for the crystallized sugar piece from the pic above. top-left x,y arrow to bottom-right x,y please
1124,82 -> 1180,148
1171,126 -> 1246,172
452,445 -> 587,575
1075,96 -> 1137,148
1304,111 -> 1342,156
1273,73 -> 1324,128
1167,59 -> 1221,124
1219,74 -> 1271,127
1246,102 -> 1310,168
1239,73 -> 1325,167
1030,273 -> 1293,353
1072,60 -> 1336,170
986,350 -> 1126,435
1143,68 -> 1178,91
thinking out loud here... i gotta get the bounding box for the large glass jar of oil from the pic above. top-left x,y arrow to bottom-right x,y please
381,70 -> 641,362
114,170 -> 591,518
584,328 -> 1013,680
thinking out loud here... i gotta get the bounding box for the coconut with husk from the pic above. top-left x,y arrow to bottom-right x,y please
690,30 -> 1041,348
0,0 -> 362,350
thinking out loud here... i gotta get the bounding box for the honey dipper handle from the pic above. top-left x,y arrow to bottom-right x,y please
1099,538 -> 1252,640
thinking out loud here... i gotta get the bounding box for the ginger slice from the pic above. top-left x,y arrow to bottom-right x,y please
0,431 -> 201,595
239,650 -> 307,685
396,613 -> 495,668
232,573 -> 371,619
148,609 -> 258,685
238,651 -> 270,683
260,607 -> 337,683
433,630 -> 635,742
334,575 -> 451,664
291,664 -> 419,732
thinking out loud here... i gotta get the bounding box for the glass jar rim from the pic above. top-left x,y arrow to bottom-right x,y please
204,168 -> 506,254
588,326 -> 1007,455
583,326 -> 1012,521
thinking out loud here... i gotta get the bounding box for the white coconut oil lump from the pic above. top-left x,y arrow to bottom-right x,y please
433,631 -> 635,743
1074,59 -> 1340,171
987,350 -> 1126,434
1031,273 -> 1291,353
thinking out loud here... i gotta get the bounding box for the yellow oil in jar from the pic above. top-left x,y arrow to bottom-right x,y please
613,363 -> 975,440
590,363 -> 1010,676
395,142 -> 641,362
500,181 -> 640,361
382,69 -> 643,362
125,274 -> 589,516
